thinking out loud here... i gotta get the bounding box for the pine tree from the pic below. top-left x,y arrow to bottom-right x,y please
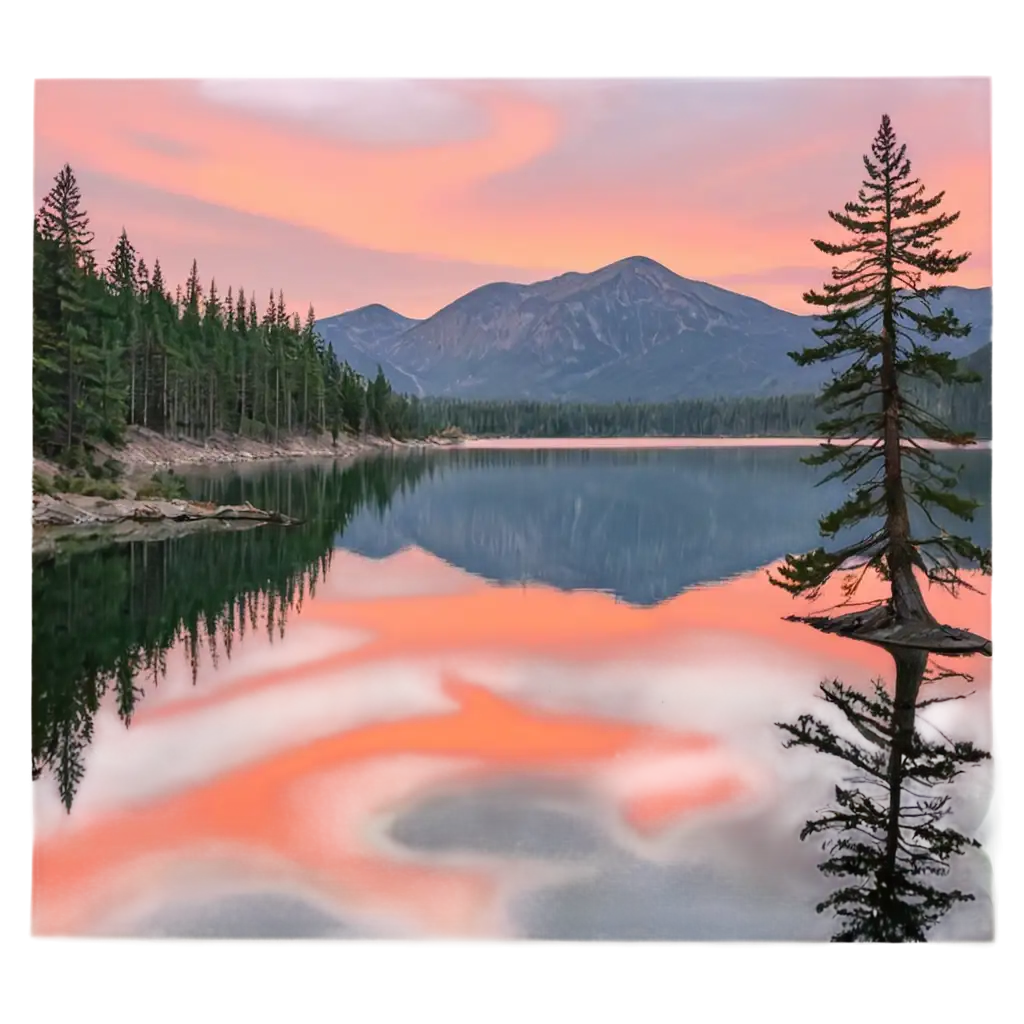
31,162 -> 437,463
340,363 -> 367,435
106,230 -> 139,424
236,286 -> 249,432
769,114 -> 990,649
37,164 -> 95,268
34,166 -> 108,456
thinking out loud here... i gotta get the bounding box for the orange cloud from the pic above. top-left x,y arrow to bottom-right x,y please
34,79 -> 991,317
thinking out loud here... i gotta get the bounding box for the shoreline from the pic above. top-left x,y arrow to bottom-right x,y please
100,425 -> 454,471
30,427 -> 463,555
31,431 -> 989,558
452,436 -> 992,451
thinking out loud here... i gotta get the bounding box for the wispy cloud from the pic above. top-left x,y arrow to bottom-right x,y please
34,78 -> 991,317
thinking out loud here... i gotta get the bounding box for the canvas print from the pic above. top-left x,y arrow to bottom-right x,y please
31,78 -> 991,941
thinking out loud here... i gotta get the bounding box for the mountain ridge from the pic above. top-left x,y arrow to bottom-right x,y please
315,257 -> 992,402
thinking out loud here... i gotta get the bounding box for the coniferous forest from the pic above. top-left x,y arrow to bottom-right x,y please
32,162 -> 991,468
407,369 -> 990,440
33,164 -> 419,463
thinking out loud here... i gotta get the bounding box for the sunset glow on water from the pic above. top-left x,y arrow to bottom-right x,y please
32,547 -> 992,940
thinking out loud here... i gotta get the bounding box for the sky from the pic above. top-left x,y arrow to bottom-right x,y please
33,78 -> 991,321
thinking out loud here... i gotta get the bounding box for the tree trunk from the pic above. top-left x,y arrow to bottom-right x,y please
142,338 -> 149,428
130,349 -> 136,426
881,645 -> 928,886
879,326 -> 931,624
240,352 -> 246,434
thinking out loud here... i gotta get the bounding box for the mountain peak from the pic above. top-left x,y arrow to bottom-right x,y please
318,262 -> 991,404
349,302 -> 410,320
610,255 -> 672,272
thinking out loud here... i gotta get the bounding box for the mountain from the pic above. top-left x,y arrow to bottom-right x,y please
961,341 -> 992,378
317,258 -> 992,402
314,304 -> 424,392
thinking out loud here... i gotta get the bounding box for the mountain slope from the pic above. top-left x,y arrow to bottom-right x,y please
314,304 -> 424,391
317,259 -> 992,402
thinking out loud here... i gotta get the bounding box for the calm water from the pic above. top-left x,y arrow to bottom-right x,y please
31,445 -> 993,940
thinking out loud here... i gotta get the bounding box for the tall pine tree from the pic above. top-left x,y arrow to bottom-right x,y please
770,114 -> 990,650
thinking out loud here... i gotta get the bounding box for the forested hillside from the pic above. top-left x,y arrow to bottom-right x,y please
407,360 -> 991,440
32,163 -> 990,460
32,164 -> 420,464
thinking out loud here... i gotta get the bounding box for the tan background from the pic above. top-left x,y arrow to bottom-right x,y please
2,9 -> 1024,1024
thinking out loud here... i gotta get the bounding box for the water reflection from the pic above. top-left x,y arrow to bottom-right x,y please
779,660 -> 990,941
32,455 -> 432,809
337,448 -> 991,604
31,447 -> 991,940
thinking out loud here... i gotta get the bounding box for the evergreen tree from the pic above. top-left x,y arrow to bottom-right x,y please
769,115 -> 991,634
37,164 -> 94,268
340,363 -> 367,435
106,230 -> 140,424
33,166 -> 110,455
35,157 -> 987,468
367,365 -> 392,436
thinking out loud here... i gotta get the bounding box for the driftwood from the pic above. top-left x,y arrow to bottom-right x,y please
787,602 -> 991,657
32,493 -> 301,531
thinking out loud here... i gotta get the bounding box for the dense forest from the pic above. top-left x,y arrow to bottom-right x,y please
32,164 -> 420,464
407,356 -> 991,440
32,162 -> 991,467
33,453 -> 434,810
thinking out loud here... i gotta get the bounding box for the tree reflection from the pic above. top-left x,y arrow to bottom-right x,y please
32,454 -> 431,811
780,657 -> 990,941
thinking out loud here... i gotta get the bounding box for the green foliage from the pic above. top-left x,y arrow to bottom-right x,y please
52,474 -> 122,499
32,473 -> 55,495
32,163 -> 420,464
134,470 -> 189,501
407,385 -> 988,441
770,115 -> 991,604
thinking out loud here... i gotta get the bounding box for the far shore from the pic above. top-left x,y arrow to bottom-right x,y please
454,436 -> 992,451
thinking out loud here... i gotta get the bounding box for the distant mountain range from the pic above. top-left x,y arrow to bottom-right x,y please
315,257 -> 992,402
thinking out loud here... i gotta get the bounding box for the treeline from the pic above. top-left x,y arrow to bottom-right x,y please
408,371 -> 991,440
33,164 -> 990,458
33,164 -> 420,463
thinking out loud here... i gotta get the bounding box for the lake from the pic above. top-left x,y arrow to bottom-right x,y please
31,444 -> 993,940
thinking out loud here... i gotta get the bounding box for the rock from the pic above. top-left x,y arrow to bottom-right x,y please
33,492 -> 302,535
787,604 -> 991,657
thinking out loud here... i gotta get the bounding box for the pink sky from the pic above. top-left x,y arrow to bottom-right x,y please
34,79 -> 991,320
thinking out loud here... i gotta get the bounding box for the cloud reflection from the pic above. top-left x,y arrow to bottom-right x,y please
32,548 -> 991,940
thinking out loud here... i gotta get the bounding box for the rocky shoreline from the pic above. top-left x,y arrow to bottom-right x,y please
32,492 -> 303,557
31,426 -> 467,558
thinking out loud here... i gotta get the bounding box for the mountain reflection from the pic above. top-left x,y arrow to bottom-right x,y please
31,447 -> 991,941
337,447 -> 990,604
